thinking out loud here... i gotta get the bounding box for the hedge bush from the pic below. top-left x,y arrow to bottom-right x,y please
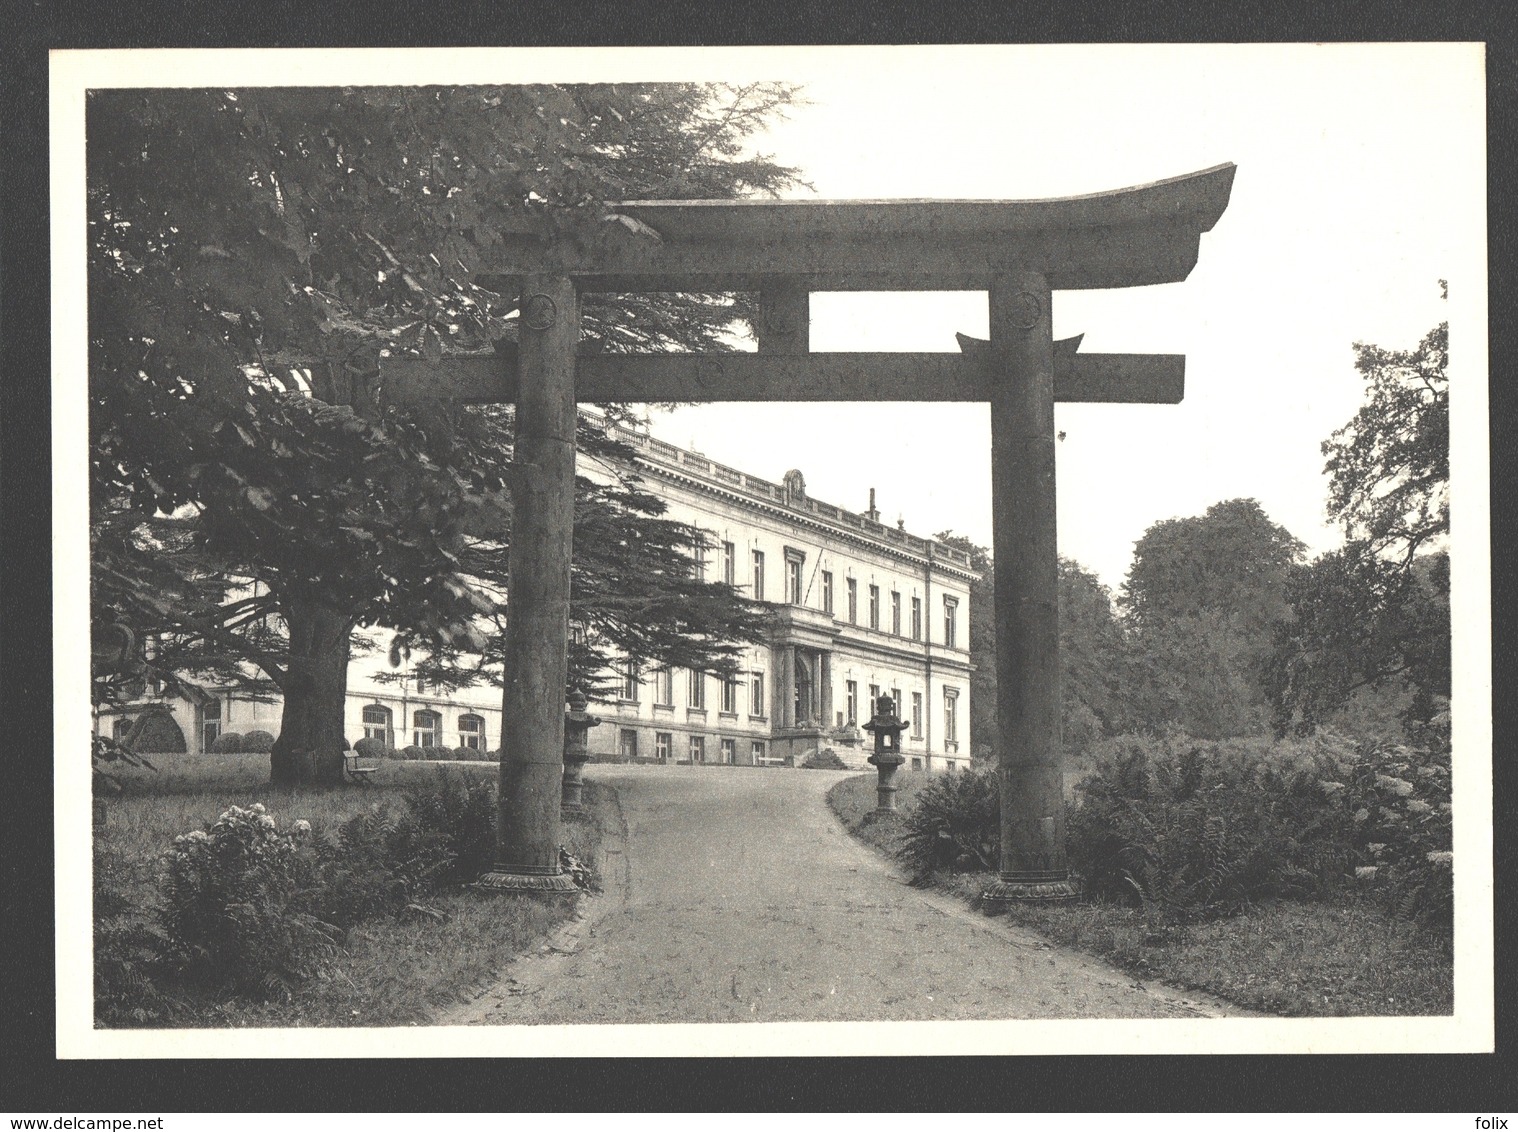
399,745 -> 426,761
240,729 -> 276,754
124,709 -> 187,754
352,736 -> 387,759
801,748 -> 848,770
208,732 -> 244,755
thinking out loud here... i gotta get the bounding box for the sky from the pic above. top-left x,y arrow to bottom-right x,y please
628,45 -> 1485,589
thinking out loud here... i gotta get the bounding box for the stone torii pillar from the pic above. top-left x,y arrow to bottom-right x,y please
381,164 -> 1235,899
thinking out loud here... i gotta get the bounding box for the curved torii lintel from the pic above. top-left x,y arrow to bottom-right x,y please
482,163 -> 1235,292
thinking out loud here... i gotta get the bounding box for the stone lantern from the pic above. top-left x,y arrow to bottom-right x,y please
863,693 -> 909,814
561,686 -> 600,816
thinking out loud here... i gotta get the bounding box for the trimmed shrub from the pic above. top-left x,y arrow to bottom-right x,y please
801,748 -> 848,770
124,709 -> 187,754
208,731 -> 244,755
352,736 -> 387,760
240,729 -> 276,754
399,745 -> 426,761
900,767 -> 1000,879
453,746 -> 479,761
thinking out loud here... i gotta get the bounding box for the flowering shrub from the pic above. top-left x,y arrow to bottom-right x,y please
161,804 -> 338,998
1335,731 -> 1452,928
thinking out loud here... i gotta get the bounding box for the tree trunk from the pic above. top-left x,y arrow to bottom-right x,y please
270,595 -> 354,787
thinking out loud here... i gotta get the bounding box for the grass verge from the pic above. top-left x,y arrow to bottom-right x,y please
94,754 -> 609,1028
826,772 -> 1453,1017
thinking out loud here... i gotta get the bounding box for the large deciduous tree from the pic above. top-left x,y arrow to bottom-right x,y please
1267,307 -> 1450,733
1117,498 -> 1305,739
88,84 -> 804,784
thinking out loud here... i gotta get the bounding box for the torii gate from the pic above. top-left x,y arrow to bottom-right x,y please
383,163 -> 1235,903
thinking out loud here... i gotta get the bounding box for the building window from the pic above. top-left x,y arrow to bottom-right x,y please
868,585 -> 880,629
785,555 -> 803,605
721,737 -> 737,764
750,671 -> 766,717
362,703 -> 393,745
655,667 -> 675,707
911,596 -> 922,641
688,669 -> 706,709
822,571 -> 834,615
619,728 -> 639,761
868,684 -> 880,716
891,687 -> 902,717
944,596 -> 959,649
720,677 -> 738,715
111,716 -> 133,742
458,713 -> 485,750
655,732 -> 672,761
621,659 -> 641,701
690,735 -> 706,763
944,688 -> 960,749
911,756 -> 923,771
413,709 -> 442,748
693,543 -> 707,582
752,549 -> 766,601
722,541 -> 736,585
845,680 -> 858,724
891,591 -> 902,635
199,699 -> 222,752
911,692 -> 923,738
846,578 -> 858,623
751,740 -> 767,765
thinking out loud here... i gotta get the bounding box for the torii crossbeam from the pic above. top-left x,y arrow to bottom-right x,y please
382,162 -> 1235,901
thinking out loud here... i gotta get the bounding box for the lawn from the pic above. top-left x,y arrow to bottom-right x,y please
94,751 -> 607,1028
826,772 -> 1453,1017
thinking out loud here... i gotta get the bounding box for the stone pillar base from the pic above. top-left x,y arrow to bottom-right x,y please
472,866 -> 581,895
981,873 -> 1080,906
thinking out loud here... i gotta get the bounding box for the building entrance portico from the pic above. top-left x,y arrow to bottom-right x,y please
769,603 -> 837,765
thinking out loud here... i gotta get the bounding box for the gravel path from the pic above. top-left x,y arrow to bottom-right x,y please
436,765 -> 1251,1025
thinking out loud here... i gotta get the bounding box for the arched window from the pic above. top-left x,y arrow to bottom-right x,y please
362,704 -> 393,745
412,709 -> 442,748
458,713 -> 486,751
198,699 -> 222,752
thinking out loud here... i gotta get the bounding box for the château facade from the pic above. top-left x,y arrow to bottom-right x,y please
96,416 -> 977,773
585,418 -> 977,772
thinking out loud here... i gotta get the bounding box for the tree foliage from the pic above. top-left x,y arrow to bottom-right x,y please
1117,499 -> 1305,740
88,84 -> 805,778
1324,318 -> 1449,566
1267,304 -> 1451,733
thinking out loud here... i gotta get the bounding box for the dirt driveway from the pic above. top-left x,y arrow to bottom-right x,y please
436,765 -> 1251,1025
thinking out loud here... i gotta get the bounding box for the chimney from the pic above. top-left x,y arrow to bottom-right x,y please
865,488 -> 880,523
